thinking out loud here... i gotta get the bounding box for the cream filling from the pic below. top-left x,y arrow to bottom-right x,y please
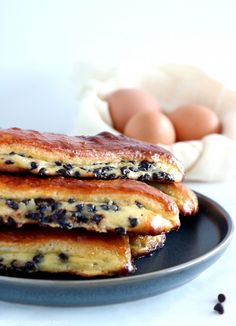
0,251 -> 131,275
0,198 -> 172,233
0,153 -> 176,180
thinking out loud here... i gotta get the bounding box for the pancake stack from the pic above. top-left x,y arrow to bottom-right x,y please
0,128 -> 198,277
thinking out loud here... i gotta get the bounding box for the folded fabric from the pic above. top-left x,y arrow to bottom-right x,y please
72,63 -> 236,181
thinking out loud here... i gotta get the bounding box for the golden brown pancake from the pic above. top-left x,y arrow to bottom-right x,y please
129,234 -> 166,257
0,128 -> 184,182
0,174 -> 180,235
0,226 -> 133,277
148,182 -> 198,216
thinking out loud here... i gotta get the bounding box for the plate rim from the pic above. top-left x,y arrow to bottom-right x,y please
0,192 -> 234,287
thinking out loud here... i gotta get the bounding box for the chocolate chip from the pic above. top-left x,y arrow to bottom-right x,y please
5,160 -> 14,165
110,202 -> 119,211
76,204 -> 84,212
9,152 -> 15,155
33,254 -> 44,264
129,167 -> 138,172
55,161 -> 62,166
68,198 -> 76,204
91,214 -> 103,225
138,173 -> 151,181
138,161 -> 152,171
7,217 -> 16,227
128,217 -> 138,227
106,174 -> 116,180
30,161 -> 38,170
0,217 -> 4,226
121,167 -> 130,176
59,221 -> 73,229
153,171 -> 174,182
35,199 -> 48,213
24,261 -> 37,273
22,199 -> 30,205
47,198 -> 58,211
25,211 -> 43,221
57,168 -> 71,177
6,199 -> 19,210
214,303 -> 224,314
218,293 -> 226,303
74,171 -> 81,178
115,227 -> 126,235
93,168 -> 103,178
58,253 -> 68,262
0,263 -> 5,271
38,168 -> 46,176
135,201 -> 143,208
10,260 -> 18,269
87,204 -> 96,212
100,204 -> 110,211
63,163 -> 73,170
75,213 -> 89,223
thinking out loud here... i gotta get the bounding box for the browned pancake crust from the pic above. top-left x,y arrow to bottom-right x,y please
0,128 -> 184,182
148,182 -> 198,216
0,227 -> 133,276
0,174 -> 180,235
129,234 -> 166,257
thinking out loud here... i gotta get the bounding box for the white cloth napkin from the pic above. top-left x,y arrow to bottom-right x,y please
72,63 -> 236,181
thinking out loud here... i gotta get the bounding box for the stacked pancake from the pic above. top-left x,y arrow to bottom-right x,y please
0,128 -> 198,277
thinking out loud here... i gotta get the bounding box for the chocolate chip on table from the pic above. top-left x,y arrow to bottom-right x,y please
214,302 -> 224,315
5,160 -> 14,165
30,161 -> 38,170
218,293 -> 226,303
6,199 -> 19,210
58,253 -> 69,262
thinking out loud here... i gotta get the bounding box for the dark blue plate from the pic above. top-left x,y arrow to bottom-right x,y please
0,192 -> 233,306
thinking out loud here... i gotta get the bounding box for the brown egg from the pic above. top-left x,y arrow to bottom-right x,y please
168,104 -> 221,141
107,88 -> 160,132
124,111 -> 176,145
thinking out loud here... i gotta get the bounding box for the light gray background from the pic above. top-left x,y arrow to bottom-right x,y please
0,0 -> 236,133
